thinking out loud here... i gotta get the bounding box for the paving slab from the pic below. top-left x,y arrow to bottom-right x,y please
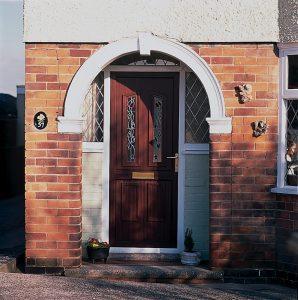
0,273 -> 297,300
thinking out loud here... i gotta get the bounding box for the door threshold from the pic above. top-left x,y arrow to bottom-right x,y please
110,247 -> 180,254
108,252 -> 180,262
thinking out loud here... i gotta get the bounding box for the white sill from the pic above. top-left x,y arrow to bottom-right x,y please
271,186 -> 298,195
82,142 -> 103,153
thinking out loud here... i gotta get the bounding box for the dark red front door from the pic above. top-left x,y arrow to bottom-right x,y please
110,73 -> 179,248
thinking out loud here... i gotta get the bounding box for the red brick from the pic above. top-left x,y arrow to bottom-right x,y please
47,83 -> 69,90
234,74 -> 256,82
36,158 -> 57,166
36,74 -> 57,82
234,108 -> 256,116
47,150 -> 69,157
35,192 -> 58,199
256,91 -> 277,99
36,175 -> 58,182
26,66 -> 46,73
211,57 -> 233,64
69,49 -> 91,57
27,83 -> 47,90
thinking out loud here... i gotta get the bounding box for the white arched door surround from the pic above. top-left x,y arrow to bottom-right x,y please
58,32 -> 231,134
58,32 -> 232,254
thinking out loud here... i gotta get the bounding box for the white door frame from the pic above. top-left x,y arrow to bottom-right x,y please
103,64 -> 189,254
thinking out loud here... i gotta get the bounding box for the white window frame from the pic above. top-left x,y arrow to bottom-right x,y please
271,43 -> 298,195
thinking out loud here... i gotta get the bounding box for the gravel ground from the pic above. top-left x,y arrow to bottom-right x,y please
0,273 -> 296,300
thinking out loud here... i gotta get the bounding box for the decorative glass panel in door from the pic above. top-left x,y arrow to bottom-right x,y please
127,95 -> 137,162
153,95 -> 163,163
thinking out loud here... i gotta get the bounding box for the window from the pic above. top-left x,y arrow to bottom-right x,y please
82,72 -> 104,142
285,99 -> 298,186
288,55 -> 298,89
272,46 -> 298,194
111,52 -> 180,66
185,72 -> 210,144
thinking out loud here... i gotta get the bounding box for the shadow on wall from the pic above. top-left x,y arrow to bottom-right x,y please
0,93 -> 24,199
210,138 -> 278,270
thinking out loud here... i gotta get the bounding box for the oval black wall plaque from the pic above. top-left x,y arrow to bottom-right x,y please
34,111 -> 48,130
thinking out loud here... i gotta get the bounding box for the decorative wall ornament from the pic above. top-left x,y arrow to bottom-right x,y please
34,111 -> 48,130
235,84 -> 253,103
252,120 -> 268,137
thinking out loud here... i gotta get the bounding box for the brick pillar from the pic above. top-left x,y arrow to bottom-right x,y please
209,133 -> 233,268
25,44 -> 84,273
25,133 -> 82,273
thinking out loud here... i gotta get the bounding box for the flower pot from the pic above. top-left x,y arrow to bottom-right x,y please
87,246 -> 110,263
181,251 -> 201,266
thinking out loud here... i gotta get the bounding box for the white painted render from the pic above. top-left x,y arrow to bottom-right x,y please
24,0 -> 279,43
82,152 -> 103,251
184,154 -> 209,260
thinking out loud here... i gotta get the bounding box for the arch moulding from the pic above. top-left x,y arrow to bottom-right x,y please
57,32 -> 231,134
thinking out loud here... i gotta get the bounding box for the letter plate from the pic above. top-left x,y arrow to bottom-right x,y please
132,172 -> 155,180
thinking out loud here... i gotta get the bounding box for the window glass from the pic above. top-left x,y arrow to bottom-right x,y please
285,99 -> 298,186
288,55 -> 298,89
112,51 -> 180,66
82,72 -> 104,142
185,72 -> 210,143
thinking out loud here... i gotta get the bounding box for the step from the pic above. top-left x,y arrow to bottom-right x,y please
107,253 -> 180,262
65,262 -> 223,284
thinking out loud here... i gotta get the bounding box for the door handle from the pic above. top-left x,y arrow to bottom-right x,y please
166,153 -> 179,159
166,153 -> 179,172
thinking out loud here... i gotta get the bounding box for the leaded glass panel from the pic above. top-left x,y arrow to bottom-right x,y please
285,99 -> 298,186
82,72 -> 104,142
127,96 -> 136,162
185,72 -> 210,143
153,95 -> 163,163
112,51 -> 180,66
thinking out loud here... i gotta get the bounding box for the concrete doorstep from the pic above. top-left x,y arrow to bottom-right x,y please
65,262 -> 223,284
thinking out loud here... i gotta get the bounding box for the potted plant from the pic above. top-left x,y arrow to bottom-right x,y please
86,238 -> 110,263
181,228 -> 201,266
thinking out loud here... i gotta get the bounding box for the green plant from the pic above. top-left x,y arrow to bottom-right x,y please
184,228 -> 194,252
87,238 -> 110,249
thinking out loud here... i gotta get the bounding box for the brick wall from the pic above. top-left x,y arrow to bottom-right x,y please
25,44 -> 101,272
193,44 -> 279,269
25,43 -> 283,274
276,194 -> 298,286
